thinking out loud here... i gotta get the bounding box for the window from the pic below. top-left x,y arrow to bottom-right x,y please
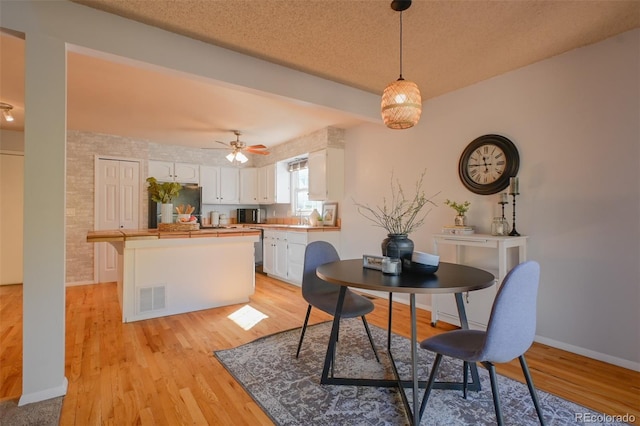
291,167 -> 322,216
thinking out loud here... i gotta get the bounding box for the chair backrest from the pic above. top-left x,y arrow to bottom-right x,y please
480,260 -> 541,363
301,241 -> 340,300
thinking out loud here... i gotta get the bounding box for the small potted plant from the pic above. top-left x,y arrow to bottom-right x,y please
147,177 -> 182,224
444,199 -> 471,226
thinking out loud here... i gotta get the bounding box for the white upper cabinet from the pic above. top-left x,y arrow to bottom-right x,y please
200,165 -> 240,204
148,160 -> 199,184
258,163 -> 290,205
239,168 -> 259,204
308,148 -> 344,201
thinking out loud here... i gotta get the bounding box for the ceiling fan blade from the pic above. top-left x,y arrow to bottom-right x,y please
215,140 -> 230,146
245,149 -> 270,155
247,144 -> 267,150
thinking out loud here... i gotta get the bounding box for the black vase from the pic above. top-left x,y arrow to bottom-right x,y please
381,234 -> 414,260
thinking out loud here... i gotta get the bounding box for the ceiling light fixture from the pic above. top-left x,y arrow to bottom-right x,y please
380,0 -> 422,130
0,102 -> 14,122
226,151 -> 248,164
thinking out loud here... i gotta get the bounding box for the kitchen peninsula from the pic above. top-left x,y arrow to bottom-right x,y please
87,228 -> 260,322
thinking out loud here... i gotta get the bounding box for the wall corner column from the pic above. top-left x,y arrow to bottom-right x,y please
19,31 -> 68,405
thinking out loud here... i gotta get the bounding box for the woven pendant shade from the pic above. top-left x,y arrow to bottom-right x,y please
381,78 -> 422,129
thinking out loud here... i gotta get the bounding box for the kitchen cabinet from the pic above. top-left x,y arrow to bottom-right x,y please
200,166 -> 240,204
239,168 -> 259,204
257,162 -> 290,204
286,232 -> 307,284
431,234 -> 528,330
263,228 -> 340,285
308,147 -> 344,201
148,160 -> 199,184
263,229 -> 288,277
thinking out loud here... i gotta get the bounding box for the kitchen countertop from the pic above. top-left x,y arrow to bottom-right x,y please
87,228 -> 261,242
230,224 -> 341,232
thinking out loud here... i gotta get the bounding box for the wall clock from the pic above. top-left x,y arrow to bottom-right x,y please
458,134 -> 519,195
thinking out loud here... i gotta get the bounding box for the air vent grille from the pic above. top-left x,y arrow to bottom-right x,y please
137,285 -> 166,314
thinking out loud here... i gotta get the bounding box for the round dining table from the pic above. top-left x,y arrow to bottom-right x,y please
316,259 -> 496,426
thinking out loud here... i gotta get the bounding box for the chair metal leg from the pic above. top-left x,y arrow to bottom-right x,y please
295,304 -> 312,358
463,361 -> 469,399
519,355 -> 546,426
361,316 -> 380,362
418,353 -> 443,419
483,361 -> 504,426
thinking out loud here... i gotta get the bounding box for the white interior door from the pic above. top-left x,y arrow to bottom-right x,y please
0,152 -> 24,285
96,159 -> 140,283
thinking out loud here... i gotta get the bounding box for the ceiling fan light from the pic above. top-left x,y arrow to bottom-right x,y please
226,152 -> 236,162
381,79 -> 422,129
0,102 -> 14,122
2,110 -> 14,122
236,152 -> 248,163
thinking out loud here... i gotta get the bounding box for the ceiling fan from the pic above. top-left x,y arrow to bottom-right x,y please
204,130 -> 270,163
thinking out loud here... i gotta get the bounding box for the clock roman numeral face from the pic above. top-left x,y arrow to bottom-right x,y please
466,144 -> 506,184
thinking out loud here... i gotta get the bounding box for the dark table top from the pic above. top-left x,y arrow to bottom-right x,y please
316,259 -> 495,295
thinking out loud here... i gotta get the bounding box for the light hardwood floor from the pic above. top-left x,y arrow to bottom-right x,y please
1,275 -> 638,425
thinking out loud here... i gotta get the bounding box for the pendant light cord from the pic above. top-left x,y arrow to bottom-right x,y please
399,11 -> 404,80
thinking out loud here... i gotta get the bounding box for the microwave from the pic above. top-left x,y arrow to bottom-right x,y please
237,208 -> 264,224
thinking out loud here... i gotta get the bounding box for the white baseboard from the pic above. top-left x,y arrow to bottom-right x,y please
19,377 -> 68,406
65,280 -> 96,287
533,335 -> 640,372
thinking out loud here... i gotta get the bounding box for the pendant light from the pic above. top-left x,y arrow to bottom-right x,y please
381,0 -> 422,130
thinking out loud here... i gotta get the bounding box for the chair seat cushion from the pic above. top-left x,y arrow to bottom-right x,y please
420,329 -> 487,362
305,288 -> 374,318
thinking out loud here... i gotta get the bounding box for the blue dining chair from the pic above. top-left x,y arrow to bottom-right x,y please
295,241 -> 379,361
418,260 -> 546,425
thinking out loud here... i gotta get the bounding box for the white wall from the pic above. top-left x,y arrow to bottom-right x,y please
0,130 -> 25,285
341,29 -> 640,369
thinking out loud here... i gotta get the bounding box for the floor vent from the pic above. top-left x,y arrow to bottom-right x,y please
137,286 -> 166,314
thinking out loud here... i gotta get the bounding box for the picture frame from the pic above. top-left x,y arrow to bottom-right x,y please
362,254 -> 384,271
322,203 -> 337,226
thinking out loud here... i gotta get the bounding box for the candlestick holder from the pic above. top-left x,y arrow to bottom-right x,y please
509,192 -> 520,236
499,200 -> 508,220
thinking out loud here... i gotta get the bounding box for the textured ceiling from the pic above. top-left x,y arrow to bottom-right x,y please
70,0 -> 640,98
1,0 -> 638,149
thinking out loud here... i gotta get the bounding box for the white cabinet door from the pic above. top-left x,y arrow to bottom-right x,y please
263,231 -> 275,274
219,167 -> 240,204
257,164 -> 275,204
308,148 -> 344,201
274,232 -> 288,279
148,160 -> 174,182
149,161 -> 199,184
286,232 -> 308,285
200,165 -> 220,204
258,163 -> 290,205
239,168 -> 258,204
174,163 -> 199,184
201,166 -> 239,204
308,150 -> 326,201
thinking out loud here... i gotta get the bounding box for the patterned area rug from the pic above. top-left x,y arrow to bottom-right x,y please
215,320 -> 628,426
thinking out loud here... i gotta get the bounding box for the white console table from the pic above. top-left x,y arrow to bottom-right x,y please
431,233 -> 529,329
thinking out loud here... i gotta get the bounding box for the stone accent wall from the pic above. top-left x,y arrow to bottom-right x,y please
66,131 -> 150,284
66,126 -> 343,284
253,126 -> 345,167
